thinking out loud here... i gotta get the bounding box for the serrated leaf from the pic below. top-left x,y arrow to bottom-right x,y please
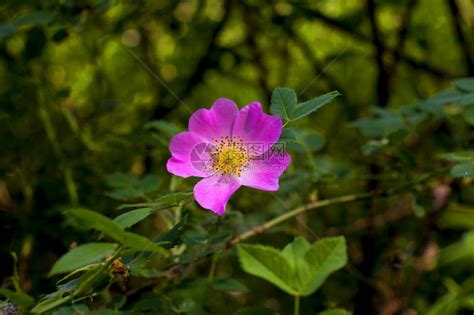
270,88 -> 297,122
114,208 -> 154,229
270,88 -> 339,123
291,91 -> 340,121
67,208 -> 125,241
289,129 -> 326,153
0,24 -> 16,39
238,236 -> 347,296
302,236 -> 347,295
145,120 -> 181,137
451,162 -> 474,178
14,11 -> 55,26
453,78 -> 474,92
351,108 -> 408,138
210,278 -> 248,292
49,243 -> 118,276
439,151 -> 474,162
105,173 -> 160,201
155,214 -> 188,249
439,152 -> 474,178
117,191 -> 192,210
66,209 -> 167,255
237,244 -> 298,295
0,288 -> 34,308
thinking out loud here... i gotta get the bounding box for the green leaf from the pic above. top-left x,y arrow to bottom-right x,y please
105,173 -> 160,201
351,108 -> 408,138
439,151 -> 474,178
155,214 -> 188,249
439,231 -> 474,265
0,288 -> 34,308
117,191 -> 192,210
270,87 -> 297,122
288,129 -> 326,153
238,236 -> 347,296
66,209 -> 167,255
114,208 -> 154,229
291,90 -> 340,121
67,208 -> 125,241
439,203 -> 474,230
14,11 -> 55,26
0,24 -> 17,39
145,120 -> 181,137
237,244 -> 299,295
270,88 -> 339,123
302,236 -> 347,295
451,162 -> 474,178
453,77 -> 474,92
281,236 -> 311,289
210,278 -> 248,292
122,231 -> 168,255
49,243 -> 118,276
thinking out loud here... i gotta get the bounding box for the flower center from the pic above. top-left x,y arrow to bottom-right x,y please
209,136 -> 251,177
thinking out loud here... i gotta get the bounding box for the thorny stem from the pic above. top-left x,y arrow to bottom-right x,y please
227,168 -> 449,246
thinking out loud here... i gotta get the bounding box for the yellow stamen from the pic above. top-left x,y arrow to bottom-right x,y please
209,136 -> 251,177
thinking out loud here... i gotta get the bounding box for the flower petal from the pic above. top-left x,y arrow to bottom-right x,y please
232,102 -> 283,155
167,132 -> 210,178
189,98 -> 239,140
193,175 -> 241,215
240,152 -> 291,191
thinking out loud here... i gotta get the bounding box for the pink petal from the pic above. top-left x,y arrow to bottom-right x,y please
240,152 -> 291,191
232,102 -> 283,156
189,98 -> 239,140
167,132 -> 210,178
193,175 -> 241,215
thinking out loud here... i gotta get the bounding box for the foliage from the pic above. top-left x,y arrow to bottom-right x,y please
1,0 -> 474,314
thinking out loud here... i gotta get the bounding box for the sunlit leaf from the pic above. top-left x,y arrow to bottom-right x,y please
49,243 -> 118,276
237,244 -> 298,295
210,278 -> 248,292
238,236 -> 347,296
291,91 -> 340,121
453,78 -> 474,92
0,288 -> 34,308
66,209 -> 167,255
270,87 -> 297,122
114,208 -> 154,229
14,11 -> 55,26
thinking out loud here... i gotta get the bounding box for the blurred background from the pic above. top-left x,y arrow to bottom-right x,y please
1,0 -> 473,314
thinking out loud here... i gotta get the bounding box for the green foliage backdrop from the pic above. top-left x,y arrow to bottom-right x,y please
0,0 -> 473,314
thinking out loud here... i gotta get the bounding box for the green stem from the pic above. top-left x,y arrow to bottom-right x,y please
227,168 -> 449,246
294,295 -> 300,315
38,92 -> 78,206
73,247 -> 124,297
208,252 -> 219,281
229,191 -> 378,245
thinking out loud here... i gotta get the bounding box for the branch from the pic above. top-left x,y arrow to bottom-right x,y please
227,168 -> 449,247
367,0 -> 390,107
296,6 -> 453,79
228,191 -> 381,246
447,0 -> 474,75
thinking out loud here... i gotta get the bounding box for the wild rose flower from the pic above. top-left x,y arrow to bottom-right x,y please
166,98 -> 291,215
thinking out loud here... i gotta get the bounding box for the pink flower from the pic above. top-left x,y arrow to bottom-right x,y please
166,98 -> 291,215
